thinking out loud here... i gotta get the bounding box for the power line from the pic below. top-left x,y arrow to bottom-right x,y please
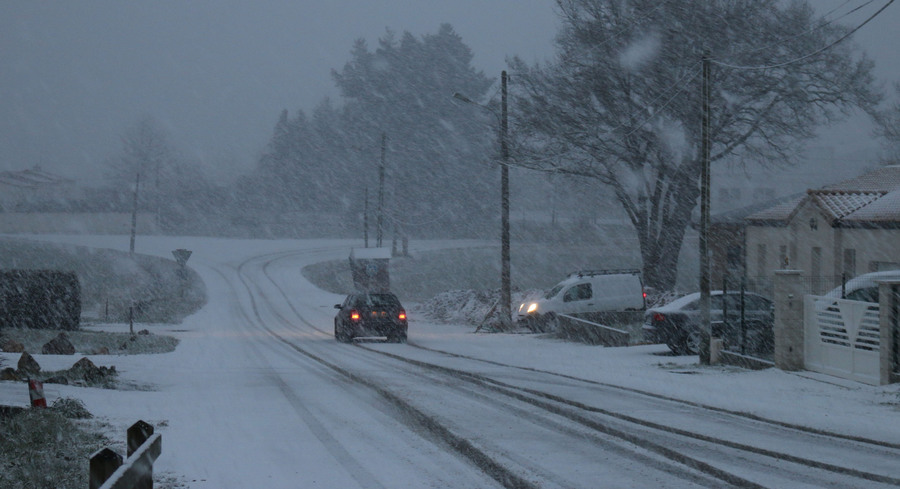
711,0 -> 894,71
615,63 -> 703,139
725,0 -> 875,60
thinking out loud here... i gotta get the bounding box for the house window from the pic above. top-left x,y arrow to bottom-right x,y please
727,245 -> 742,269
811,247 -> 822,277
757,244 -> 767,276
843,248 -> 857,278
811,247 -> 822,293
779,245 -> 789,268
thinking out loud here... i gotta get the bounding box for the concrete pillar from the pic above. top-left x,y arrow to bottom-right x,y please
878,280 -> 900,385
774,270 -> 805,371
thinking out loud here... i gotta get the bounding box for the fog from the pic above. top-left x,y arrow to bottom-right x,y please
0,0 -> 557,182
2,1 -> 897,183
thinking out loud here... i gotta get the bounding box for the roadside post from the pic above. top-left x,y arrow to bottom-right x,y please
172,249 -> 192,298
28,379 -> 46,408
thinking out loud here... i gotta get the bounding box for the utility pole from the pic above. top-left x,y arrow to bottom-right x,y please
364,187 -> 369,248
129,169 -> 141,256
500,70 -> 511,328
377,133 -> 386,248
452,72 -> 512,328
699,52 -> 712,364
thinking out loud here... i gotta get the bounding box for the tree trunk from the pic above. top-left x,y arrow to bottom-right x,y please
633,165 -> 699,291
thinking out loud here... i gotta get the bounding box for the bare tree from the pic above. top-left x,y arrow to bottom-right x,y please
510,0 -> 881,290
106,116 -> 174,225
875,82 -> 900,163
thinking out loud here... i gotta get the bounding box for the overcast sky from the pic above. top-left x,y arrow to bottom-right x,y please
1,1 -> 897,183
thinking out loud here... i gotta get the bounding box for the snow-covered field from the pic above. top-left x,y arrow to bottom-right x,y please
2,235 -> 899,487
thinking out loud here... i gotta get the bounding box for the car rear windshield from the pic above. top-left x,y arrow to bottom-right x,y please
357,294 -> 401,308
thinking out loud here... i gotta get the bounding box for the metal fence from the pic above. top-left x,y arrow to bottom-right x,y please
735,274 -> 849,299
718,274 -> 851,359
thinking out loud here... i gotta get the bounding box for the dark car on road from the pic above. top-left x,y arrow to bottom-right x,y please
643,291 -> 774,355
334,292 -> 408,343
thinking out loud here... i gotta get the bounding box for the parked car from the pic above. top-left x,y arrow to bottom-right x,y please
334,292 -> 408,343
823,269 -> 900,302
642,291 -> 774,355
516,269 -> 645,332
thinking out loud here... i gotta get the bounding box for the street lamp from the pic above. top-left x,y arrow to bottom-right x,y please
454,70 -> 512,327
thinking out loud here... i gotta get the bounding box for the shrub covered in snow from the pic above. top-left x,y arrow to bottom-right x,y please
417,288 -> 542,330
0,408 -> 108,488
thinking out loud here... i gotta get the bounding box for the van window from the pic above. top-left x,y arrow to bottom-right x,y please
544,285 -> 564,300
563,283 -> 592,302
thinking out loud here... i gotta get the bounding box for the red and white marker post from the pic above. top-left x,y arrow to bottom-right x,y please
28,379 -> 47,408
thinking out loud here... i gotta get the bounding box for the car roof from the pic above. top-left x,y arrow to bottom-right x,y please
555,271 -> 641,287
825,269 -> 900,297
651,290 -> 768,311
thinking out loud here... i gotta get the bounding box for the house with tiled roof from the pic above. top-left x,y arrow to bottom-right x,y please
743,165 -> 900,294
0,166 -> 77,211
0,166 -> 157,234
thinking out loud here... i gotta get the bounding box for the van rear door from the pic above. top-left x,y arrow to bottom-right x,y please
592,274 -> 644,311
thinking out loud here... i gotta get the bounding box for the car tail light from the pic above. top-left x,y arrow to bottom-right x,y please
350,310 -> 360,321
653,313 -> 665,322
398,310 -> 407,320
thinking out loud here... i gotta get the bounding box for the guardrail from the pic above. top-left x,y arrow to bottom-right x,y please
557,314 -> 631,346
90,420 -> 162,489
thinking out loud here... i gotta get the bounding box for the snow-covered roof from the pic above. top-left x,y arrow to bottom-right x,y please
822,164 -> 900,192
744,195 -> 805,223
810,191 -> 884,220
712,193 -> 804,225
841,189 -> 900,225
746,165 -> 900,227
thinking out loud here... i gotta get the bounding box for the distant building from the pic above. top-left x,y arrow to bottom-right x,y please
0,166 -> 78,211
743,165 -> 900,294
0,165 -> 156,235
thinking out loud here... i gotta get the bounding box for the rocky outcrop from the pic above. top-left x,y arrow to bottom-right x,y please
17,351 -> 40,376
1,338 -> 25,353
68,357 -> 116,383
0,367 -> 19,381
42,332 -> 76,355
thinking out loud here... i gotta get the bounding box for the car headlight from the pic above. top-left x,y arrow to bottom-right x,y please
526,302 -> 538,314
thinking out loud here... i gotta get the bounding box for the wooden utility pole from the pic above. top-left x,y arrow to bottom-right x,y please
500,70 -> 511,327
364,187 -> 369,248
699,53 -> 712,364
129,169 -> 141,256
377,133 -> 386,248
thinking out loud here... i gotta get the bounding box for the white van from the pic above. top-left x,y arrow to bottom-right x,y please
516,269 -> 645,331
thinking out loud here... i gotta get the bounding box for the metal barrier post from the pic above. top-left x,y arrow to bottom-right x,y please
878,280 -> 900,385
774,270 -> 805,371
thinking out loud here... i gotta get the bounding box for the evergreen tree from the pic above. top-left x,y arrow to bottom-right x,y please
333,24 -> 497,236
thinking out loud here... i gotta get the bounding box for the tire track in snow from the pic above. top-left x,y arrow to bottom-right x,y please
231,253 -> 538,489
255,248 -> 900,488
207,262 -> 390,489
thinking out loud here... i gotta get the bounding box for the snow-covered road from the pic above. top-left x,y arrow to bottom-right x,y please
5,236 -> 900,488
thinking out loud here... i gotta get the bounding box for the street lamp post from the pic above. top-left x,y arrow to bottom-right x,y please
454,70 -> 512,327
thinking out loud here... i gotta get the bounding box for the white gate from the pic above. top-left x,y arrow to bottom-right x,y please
804,295 -> 881,385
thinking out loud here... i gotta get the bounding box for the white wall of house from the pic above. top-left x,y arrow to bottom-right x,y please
746,199 -> 900,290
842,228 -> 900,274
